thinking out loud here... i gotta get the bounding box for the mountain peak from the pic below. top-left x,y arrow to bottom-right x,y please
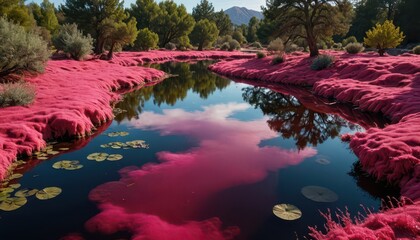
224,6 -> 263,26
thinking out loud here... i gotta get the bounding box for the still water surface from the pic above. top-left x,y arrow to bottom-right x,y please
0,61 -> 397,240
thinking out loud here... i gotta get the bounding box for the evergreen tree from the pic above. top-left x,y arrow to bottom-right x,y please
394,0 -> 420,43
0,0 -> 35,29
150,1 -> 195,47
247,16 -> 259,43
190,19 -> 219,50
101,17 -> 138,59
213,10 -> 232,36
29,0 -> 59,33
192,0 -> 214,22
129,0 -> 159,30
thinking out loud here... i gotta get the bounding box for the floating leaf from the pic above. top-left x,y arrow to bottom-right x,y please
107,131 -> 129,137
315,158 -> 330,165
9,184 -> 21,189
35,187 -> 62,200
58,148 -> 70,151
107,154 -> 123,161
273,204 -> 302,220
1,188 -> 14,194
301,186 -> 338,203
87,153 -> 109,162
37,157 -> 48,160
15,188 -> 39,197
8,173 -> 23,180
46,150 -> 60,155
0,197 -> 27,211
126,140 -> 149,149
52,160 -> 83,170
0,194 -> 10,201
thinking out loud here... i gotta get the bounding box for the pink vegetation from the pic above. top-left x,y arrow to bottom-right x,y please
86,103 -> 316,239
0,50 -> 253,180
210,51 -> 420,238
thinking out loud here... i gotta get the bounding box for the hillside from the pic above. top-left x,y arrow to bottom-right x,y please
224,6 -> 263,26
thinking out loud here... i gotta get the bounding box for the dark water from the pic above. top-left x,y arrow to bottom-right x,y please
0,61 -> 398,240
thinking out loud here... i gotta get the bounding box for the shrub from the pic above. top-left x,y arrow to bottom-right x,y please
0,18 -> 49,80
176,36 -> 192,50
53,23 -> 93,60
216,35 -> 232,45
317,42 -> 328,50
342,36 -> 357,47
345,43 -> 365,54
220,42 -> 230,51
364,20 -> 405,56
251,42 -> 263,49
311,55 -> 334,70
256,51 -> 266,58
285,43 -> 299,53
232,30 -> 245,44
267,38 -> 284,53
135,28 -> 158,51
413,45 -> 420,55
165,42 -> 176,50
272,54 -> 285,65
0,82 -> 36,107
332,43 -> 343,50
228,40 -> 241,51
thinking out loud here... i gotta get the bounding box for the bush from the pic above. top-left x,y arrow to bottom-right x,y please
0,82 -> 36,107
53,23 -> 93,60
220,42 -> 230,51
364,20 -> 405,56
285,43 -> 299,53
256,51 -> 266,58
0,18 -> 49,79
413,45 -> 420,55
345,43 -> 365,54
135,28 -> 158,51
267,38 -> 284,53
176,36 -> 192,50
251,42 -> 263,49
332,43 -> 343,50
342,36 -> 358,47
228,40 -> 241,51
311,55 -> 334,70
165,42 -> 176,50
272,54 -> 285,65
232,30 -> 245,44
216,35 -> 232,46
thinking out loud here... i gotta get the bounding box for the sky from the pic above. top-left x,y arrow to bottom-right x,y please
31,0 -> 266,12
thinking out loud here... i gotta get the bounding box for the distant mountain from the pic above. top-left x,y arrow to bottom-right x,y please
224,7 -> 264,26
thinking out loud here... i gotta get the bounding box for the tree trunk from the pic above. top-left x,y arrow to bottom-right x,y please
107,42 -> 115,60
198,42 -> 203,51
95,37 -> 105,54
306,29 -> 319,57
378,48 -> 385,56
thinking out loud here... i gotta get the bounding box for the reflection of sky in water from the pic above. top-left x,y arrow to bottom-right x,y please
0,61 -> 396,240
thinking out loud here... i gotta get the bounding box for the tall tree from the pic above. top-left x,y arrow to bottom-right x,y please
0,0 -> 35,29
263,0 -> 353,56
190,19 -> 219,50
150,1 -> 195,47
29,0 -> 59,33
192,0 -> 214,22
247,16 -> 259,43
213,10 -> 232,36
129,0 -> 159,30
101,17 -> 138,59
394,0 -> 420,43
61,0 -> 127,54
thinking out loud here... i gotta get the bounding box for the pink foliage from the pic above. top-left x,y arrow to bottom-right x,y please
0,51 -> 253,180
210,51 -> 420,237
87,103 -> 316,239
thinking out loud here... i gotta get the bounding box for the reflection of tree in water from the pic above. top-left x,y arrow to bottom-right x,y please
242,86 -> 356,150
114,61 -> 230,122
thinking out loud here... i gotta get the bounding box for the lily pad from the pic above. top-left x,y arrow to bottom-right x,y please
1,188 -> 14,194
301,186 -> 338,203
0,197 -> 27,211
273,204 -> 302,220
7,173 -> 23,180
15,188 -> 39,197
35,187 -> 62,200
58,148 -> 70,151
87,153 -> 109,162
315,158 -> 331,165
107,154 -> 123,161
126,140 -> 149,149
107,131 -> 129,137
9,184 -> 21,189
46,150 -> 60,155
52,160 -> 83,170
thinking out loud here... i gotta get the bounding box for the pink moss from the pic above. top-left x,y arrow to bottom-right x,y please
0,50 -> 253,180
86,103 -> 316,239
210,51 -> 420,237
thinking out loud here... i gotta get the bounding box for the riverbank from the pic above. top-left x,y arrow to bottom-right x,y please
209,51 -> 420,238
0,50 -> 254,180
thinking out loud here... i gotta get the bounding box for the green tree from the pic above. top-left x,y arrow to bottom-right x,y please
30,0 -> 59,33
263,0 -> 353,57
0,0 -> 35,29
101,17 -> 138,59
213,10 -> 232,36
232,29 -> 245,44
150,1 -> 195,47
364,20 -> 404,56
247,16 -> 259,43
61,0 -> 127,54
190,19 -> 219,50
394,0 -> 420,43
129,0 -> 159,30
0,17 -> 49,79
192,0 -> 214,22
135,28 -> 158,51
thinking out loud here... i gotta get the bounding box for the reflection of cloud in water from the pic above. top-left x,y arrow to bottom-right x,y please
87,103 -> 317,239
